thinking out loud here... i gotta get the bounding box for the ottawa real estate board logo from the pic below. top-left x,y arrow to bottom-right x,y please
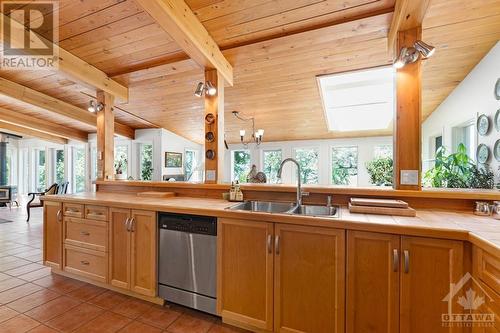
1,1 -> 59,70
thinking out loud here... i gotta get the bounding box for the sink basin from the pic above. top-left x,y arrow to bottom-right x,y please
228,200 -> 295,214
287,204 -> 339,218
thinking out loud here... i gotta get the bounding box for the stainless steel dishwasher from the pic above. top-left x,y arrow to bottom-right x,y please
158,212 -> 217,315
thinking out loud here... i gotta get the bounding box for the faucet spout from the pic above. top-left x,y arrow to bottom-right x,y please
277,158 -> 303,206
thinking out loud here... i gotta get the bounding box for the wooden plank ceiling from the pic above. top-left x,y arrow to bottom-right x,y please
0,0 -> 498,144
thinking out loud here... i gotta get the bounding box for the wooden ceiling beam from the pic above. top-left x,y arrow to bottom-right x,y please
0,13 -> 129,102
0,77 -> 134,139
134,0 -> 234,85
0,120 -> 67,145
388,0 -> 432,54
0,107 -> 88,142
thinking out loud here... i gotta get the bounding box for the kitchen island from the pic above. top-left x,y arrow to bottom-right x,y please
41,191 -> 500,333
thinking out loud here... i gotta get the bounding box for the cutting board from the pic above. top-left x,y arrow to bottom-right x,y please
350,198 -> 409,209
348,203 -> 416,217
137,191 -> 176,198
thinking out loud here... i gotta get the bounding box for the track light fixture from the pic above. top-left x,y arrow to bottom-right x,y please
87,100 -> 104,113
194,81 -> 217,97
393,40 -> 435,69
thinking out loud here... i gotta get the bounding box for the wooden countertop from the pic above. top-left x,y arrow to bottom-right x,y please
43,192 -> 500,257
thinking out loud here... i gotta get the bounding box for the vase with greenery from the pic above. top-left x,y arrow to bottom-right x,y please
423,143 -> 495,189
366,157 -> 393,186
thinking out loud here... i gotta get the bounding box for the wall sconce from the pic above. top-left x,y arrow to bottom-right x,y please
87,100 -> 104,113
393,40 -> 435,69
194,81 -> 217,97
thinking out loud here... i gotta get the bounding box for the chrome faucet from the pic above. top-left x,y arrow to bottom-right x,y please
277,158 -> 308,206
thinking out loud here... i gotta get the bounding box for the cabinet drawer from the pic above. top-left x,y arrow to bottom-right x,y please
85,205 -> 108,222
474,247 -> 500,294
64,244 -> 107,283
64,217 -> 107,252
63,203 -> 83,218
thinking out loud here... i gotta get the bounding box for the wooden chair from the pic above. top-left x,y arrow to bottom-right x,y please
26,182 -> 68,222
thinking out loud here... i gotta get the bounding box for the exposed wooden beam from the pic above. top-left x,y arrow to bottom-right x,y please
0,107 -> 88,142
0,77 -> 134,139
388,0 -> 432,54
0,120 -> 67,145
96,91 -> 115,181
134,0 -> 233,86
0,13 -> 128,102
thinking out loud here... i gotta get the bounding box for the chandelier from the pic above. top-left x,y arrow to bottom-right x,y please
232,111 -> 264,147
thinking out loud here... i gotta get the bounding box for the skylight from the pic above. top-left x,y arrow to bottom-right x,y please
318,66 -> 395,132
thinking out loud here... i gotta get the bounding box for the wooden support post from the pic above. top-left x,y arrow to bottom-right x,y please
204,69 -> 225,183
394,27 -> 422,190
96,91 -> 115,181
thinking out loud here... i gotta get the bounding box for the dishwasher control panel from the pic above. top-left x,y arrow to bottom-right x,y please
158,212 -> 217,236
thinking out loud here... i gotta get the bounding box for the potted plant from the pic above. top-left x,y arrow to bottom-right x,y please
115,160 -> 127,180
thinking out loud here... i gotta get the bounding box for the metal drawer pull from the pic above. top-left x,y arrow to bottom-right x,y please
124,218 -> 130,231
393,249 -> 399,272
275,235 -> 280,255
267,235 -> 272,254
80,231 -> 90,236
56,210 -> 62,222
80,260 -> 90,265
404,250 -> 410,273
129,217 -> 135,232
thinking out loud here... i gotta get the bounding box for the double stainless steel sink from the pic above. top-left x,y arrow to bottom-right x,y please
228,200 -> 339,218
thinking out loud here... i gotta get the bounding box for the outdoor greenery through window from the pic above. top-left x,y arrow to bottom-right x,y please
366,144 -> 394,187
294,148 -> 319,184
331,147 -> 358,186
140,144 -> 153,181
263,150 -> 282,184
114,145 -> 128,176
55,149 -> 65,184
36,150 -> 46,191
232,150 -> 251,183
73,148 -> 86,193
6,148 -> 11,185
184,150 -> 196,181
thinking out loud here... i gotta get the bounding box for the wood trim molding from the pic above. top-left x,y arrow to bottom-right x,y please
134,0 -> 233,85
0,13 -> 128,102
0,120 -> 67,144
0,107 -> 88,142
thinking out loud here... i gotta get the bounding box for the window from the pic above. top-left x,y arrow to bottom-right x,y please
294,148 -> 319,184
5,148 -> 11,185
318,66 -> 394,132
435,136 -> 443,154
452,123 -> 475,161
367,145 -> 393,187
35,149 -> 46,191
184,149 -> 198,182
263,149 -> 282,184
55,149 -> 65,183
73,147 -> 86,193
91,146 -> 97,181
331,146 -> 358,186
114,145 -> 128,176
231,150 -> 251,183
140,144 -> 153,181
374,145 -> 393,159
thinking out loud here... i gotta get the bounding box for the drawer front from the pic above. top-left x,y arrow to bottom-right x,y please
65,217 -> 107,252
64,245 -> 107,283
475,247 -> 500,294
63,203 -> 84,218
85,205 -> 108,222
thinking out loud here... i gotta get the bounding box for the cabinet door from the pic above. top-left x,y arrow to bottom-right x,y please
217,218 -> 274,332
44,201 -> 63,269
401,236 -> 464,333
274,224 -> 345,333
109,208 -> 131,289
130,210 -> 157,296
346,231 -> 400,333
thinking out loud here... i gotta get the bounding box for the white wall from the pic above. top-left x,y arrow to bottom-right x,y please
160,129 -> 202,178
224,136 -> 393,186
422,41 -> 500,184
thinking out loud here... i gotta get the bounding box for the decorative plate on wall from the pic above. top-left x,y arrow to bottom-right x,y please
476,144 -> 490,164
494,139 -> 500,162
495,78 -> 500,100
495,109 -> 500,132
477,114 -> 490,136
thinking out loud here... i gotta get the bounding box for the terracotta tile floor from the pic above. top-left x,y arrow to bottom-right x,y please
0,205 -> 247,333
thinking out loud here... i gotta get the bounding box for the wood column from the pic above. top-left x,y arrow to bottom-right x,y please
394,27 -> 422,190
204,69 -> 225,183
96,90 -> 115,181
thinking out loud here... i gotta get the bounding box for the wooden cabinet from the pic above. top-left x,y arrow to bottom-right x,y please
43,201 -> 63,269
109,208 -> 156,297
274,224 -> 345,333
217,218 -> 274,331
400,237 -> 464,333
346,231 -> 400,333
